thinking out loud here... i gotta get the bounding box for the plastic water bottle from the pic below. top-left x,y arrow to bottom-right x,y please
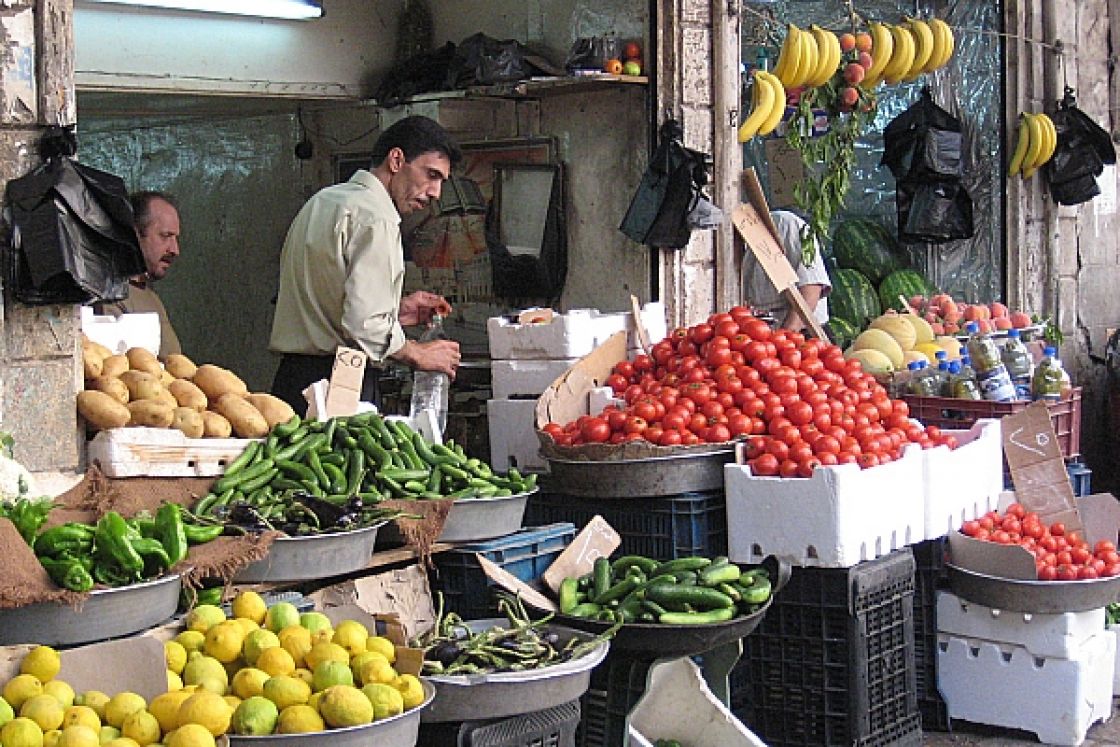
948,360 -> 981,400
935,360 -> 952,396
959,354 -> 977,384
1031,346 -> 1067,402
907,360 -> 939,397
409,315 -> 449,432
965,322 -> 1016,402
1001,328 -> 1033,400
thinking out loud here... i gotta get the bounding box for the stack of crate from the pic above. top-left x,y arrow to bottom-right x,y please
486,304 -> 666,474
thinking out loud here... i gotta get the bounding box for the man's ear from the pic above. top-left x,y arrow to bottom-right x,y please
386,147 -> 406,174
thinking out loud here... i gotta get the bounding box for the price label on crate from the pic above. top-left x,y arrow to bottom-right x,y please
541,515 -> 621,593
1002,402 -> 1081,531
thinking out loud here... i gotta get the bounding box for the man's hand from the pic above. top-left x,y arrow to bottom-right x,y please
399,291 -> 453,327
393,339 -> 461,379
781,283 -> 825,331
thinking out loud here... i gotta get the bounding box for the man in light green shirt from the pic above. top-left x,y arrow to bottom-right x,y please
269,116 -> 462,411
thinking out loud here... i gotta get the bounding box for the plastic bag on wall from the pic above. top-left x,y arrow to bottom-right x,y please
881,88 -> 963,182
897,181 -> 974,244
1044,89 -> 1117,206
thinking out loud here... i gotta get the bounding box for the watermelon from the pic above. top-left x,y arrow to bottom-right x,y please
825,317 -> 858,349
830,218 -> 905,285
879,269 -> 935,312
828,268 -> 881,328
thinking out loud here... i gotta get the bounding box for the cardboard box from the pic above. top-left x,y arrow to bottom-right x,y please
0,636 -> 166,701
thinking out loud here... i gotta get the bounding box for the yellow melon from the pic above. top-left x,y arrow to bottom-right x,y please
870,312 -> 917,351
914,342 -> 943,362
901,313 -> 935,344
850,329 -> 904,370
903,350 -> 930,366
843,348 -> 894,375
935,335 -> 963,360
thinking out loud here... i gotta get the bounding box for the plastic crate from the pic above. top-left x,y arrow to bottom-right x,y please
902,387 -> 1081,459
1068,460 -> 1092,497
430,523 -> 577,621
910,538 -> 950,732
417,700 -> 580,747
730,549 -> 921,747
578,655 -> 654,747
526,491 -> 727,560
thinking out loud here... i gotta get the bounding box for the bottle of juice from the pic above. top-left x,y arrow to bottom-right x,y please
907,360 -> 939,397
965,322 -> 1016,402
1000,328 -> 1033,400
935,360 -> 952,396
1031,346 -> 1067,402
948,360 -> 981,400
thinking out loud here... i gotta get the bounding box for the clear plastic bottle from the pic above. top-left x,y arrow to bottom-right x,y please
408,314 -> 450,432
1031,346 -> 1067,402
1000,328 -> 1033,400
948,360 -> 981,400
908,360 -> 939,397
959,354 -> 977,384
965,322 -> 1016,402
935,360 -> 952,396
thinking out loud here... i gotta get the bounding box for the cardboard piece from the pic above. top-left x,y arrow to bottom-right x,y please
1002,402 -> 1080,527
309,566 -> 436,642
476,555 -> 557,612
0,636 -> 166,702
629,294 -> 652,355
321,603 -> 423,676
325,345 -> 368,418
534,331 -> 627,429
541,515 -> 621,593
763,138 -> 805,212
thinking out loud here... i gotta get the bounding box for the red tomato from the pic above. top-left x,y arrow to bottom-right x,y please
706,423 -> 731,443
580,417 -> 611,443
624,416 -> 648,435
751,453 -> 779,476
606,410 -> 628,432
658,428 -> 682,446
779,459 -> 800,478
1038,565 -> 1058,581
766,439 -> 791,462
632,354 -> 653,373
689,323 -> 714,345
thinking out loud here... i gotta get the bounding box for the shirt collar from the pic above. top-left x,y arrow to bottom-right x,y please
350,169 -> 400,225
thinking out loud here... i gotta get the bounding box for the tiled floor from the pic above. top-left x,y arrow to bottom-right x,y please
921,700 -> 1120,746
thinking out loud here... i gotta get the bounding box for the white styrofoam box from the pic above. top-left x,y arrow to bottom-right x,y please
936,590 -> 1106,659
490,358 -> 579,399
486,302 -> 667,360
1111,625 -> 1120,693
627,658 -> 767,747
80,306 -> 161,357
487,398 -> 547,473
725,445 -> 925,567
588,386 -> 625,415
922,418 -> 1003,539
938,630 -> 1115,746
87,427 -> 256,477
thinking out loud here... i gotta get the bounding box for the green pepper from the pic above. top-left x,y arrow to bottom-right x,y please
39,555 -> 94,592
130,537 -> 171,574
1,498 -> 52,545
32,523 -> 94,557
92,562 -> 133,587
94,511 -> 144,576
182,523 -> 225,544
154,503 -> 188,566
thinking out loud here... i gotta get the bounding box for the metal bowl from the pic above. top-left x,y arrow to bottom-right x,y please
379,490 -> 535,546
228,679 -> 434,746
545,449 -> 735,498
420,620 -> 609,722
946,563 -> 1120,613
233,523 -> 385,584
0,573 -> 181,646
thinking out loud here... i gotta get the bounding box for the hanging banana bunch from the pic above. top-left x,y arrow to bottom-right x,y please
738,70 -> 787,142
1008,112 -> 1058,179
863,17 -> 955,88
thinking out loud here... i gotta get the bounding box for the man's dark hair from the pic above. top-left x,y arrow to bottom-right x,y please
131,191 -> 179,235
370,116 -> 462,169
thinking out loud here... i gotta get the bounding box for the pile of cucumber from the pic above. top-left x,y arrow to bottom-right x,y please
559,554 -> 772,625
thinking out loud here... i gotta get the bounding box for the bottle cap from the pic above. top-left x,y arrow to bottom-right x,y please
907,361 -> 921,371
966,322 -> 979,333
1008,328 -> 1020,338
1044,346 -> 1057,356
938,361 -> 949,371
935,350 -> 947,360
949,361 -> 961,373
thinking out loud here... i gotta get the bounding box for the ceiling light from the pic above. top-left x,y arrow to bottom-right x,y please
83,0 -> 324,20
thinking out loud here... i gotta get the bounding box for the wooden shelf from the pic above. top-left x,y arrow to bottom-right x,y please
466,73 -> 648,98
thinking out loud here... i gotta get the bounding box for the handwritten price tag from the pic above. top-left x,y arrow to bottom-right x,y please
542,516 -> 621,593
325,345 -> 367,417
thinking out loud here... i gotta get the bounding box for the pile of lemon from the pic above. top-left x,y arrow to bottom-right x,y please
0,592 -> 426,747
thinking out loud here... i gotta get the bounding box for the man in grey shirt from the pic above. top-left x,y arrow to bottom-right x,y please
742,209 -> 831,331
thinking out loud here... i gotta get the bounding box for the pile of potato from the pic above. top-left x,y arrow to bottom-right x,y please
77,337 -> 294,439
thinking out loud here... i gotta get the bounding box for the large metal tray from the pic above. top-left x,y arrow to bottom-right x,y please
0,573 -> 181,646
380,490 -> 534,545
228,679 -> 434,746
420,620 -> 609,723
545,449 -> 735,498
233,523 -> 385,584
946,563 -> 1120,613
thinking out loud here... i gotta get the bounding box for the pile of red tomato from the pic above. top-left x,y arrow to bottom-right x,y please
960,504 -> 1120,581
539,307 -> 957,478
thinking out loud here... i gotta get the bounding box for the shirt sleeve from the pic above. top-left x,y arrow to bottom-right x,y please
341,217 -> 406,363
795,233 -> 832,295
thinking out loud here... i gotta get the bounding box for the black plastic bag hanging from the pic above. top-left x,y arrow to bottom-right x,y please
1044,88 -> 1117,206
896,181 -> 974,244
5,127 -> 145,305
881,87 -> 963,182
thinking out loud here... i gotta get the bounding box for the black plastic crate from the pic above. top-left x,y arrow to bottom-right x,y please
577,655 -> 653,747
430,523 -> 576,621
731,549 -> 920,747
911,538 -> 951,732
417,700 -> 580,747
526,491 -> 727,561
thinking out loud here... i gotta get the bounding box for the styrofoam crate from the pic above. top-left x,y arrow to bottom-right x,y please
937,630 -> 1114,746
588,386 -> 624,414
487,398 -> 547,474
936,590 -> 1106,660
1110,624 -> 1120,693
80,306 -> 161,357
486,303 -> 667,360
725,445 -> 925,568
87,427 -> 256,477
628,658 -> 766,747
490,358 -> 578,399
923,419 -> 1003,540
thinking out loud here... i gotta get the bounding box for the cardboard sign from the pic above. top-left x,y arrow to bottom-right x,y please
476,555 -> 557,612
325,345 -> 367,418
1001,402 -> 1081,528
764,138 -> 806,211
541,515 -> 621,593
0,637 -> 166,702
534,332 -> 627,429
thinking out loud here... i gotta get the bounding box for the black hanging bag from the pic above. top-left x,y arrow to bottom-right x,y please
1044,88 -> 1117,206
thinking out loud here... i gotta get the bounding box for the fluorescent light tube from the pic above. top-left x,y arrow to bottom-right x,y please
84,0 -> 324,20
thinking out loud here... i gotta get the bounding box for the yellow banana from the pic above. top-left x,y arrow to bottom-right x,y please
791,26 -> 819,88
1021,113 -> 1045,177
864,21 -> 894,87
883,24 -> 915,84
807,25 -> 839,87
757,72 -> 787,136
773,25 -> 799,85
903,18 -> 934,81
1037,113 -> 1058,166
776,25 -> 804,87
738,70 -> 778,142
926,18 -> 955,72
1008,114 -> 1031,176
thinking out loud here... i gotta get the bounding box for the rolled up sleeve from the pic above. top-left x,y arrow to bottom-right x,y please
341,218 -> 406,364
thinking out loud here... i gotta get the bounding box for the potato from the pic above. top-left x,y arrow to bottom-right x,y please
100,354 -> 130,379
171,407 -> 205,439
126,347 -> 162,376
245,393 -> 296,429
168,379 -> 208,412
77,390 -> 130,431
127,400 -> 174,428
159,368 -> 175,387
200,411 -> 232,438
82,337 -> 113,361
89,376 -> 129,405
119,370 -> 164,401
154,388 -> 179,410
192,365 -> 249,401
214,393 -> 269,438
82,351 -> 103,380
165,353 -> 198,380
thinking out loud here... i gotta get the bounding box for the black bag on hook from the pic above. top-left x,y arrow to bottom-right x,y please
1044,88 -> 1117,206
896,180 -> 974,244
881,87 -> 963,182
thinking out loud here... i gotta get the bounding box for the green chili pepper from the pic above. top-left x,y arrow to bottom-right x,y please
130,537 -> 171,573
154,502 -> 189,566
182,523 -> 225,544
95,512 -> 144,576
40,555 -> 94,592
32,523 -> 95,557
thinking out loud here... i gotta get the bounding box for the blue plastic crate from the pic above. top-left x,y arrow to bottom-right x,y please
430,523 -> 576,620
526,491 -> 727,561
1067,460 -> 1092,497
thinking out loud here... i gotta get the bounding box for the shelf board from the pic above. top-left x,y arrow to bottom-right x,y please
466,73 -> 649,98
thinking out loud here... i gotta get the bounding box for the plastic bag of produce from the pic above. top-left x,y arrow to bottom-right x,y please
1045,90 -> 1117,206
881,87 -> 963,182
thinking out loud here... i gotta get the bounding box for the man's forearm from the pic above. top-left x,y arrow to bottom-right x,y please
781,283 -> 825,330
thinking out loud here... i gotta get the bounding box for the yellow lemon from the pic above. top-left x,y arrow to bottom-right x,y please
360,684 -> 403,721
20,697 -> 63,732
274,704 -> 323,735
164,723 -> 215,747
253,648 -> 294,679
180,658 -> 226,692
4,676 -> 43,710
184,606 -> 225,635
71,695 -> 106,723
221,696 -> 240,713
392,674 -> 426,710
41,730 -> 60,747
330,621 -> 368,658
163,643 -> 187,677
101,740 -> 139,747
55,725 -> 97,747
263,604 -> 300,634
310,661 -> 352,693
100,695 -> 145,733
260,678 -> 309,711
241,630 -> 279,668
1,717 -> 44,747
230,593 -> 267,626
297,612 -> 330,636
309,628 -> 333,646
202,622 -> 244,664
20,648 -> 61,685
229,697 -> 277,736
291,669 -> 312,688
146,692 -> 189,737
305,693 -> 322,713
317,686 -> 371,729
166,672 -> 183,693
303,643 -> 347,673
59,708 -> 97,732
229,669 -> 268,701
348,652 -> 383,676
97,725 -> 119,743
276,627 -> 311,669
119,711 -> 159,747
174,692 -> 229,738
0,698 -> 14,728
35,685 -> 70,712
365,636 -> 396,664
231,618 -> 258,641
358,659 -> 395,687
172,633 -> 204,657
